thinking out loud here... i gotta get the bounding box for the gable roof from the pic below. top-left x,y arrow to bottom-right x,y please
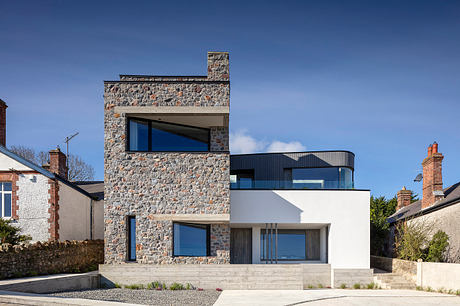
388,181 -> 460,223
0,145 -> 98,200
75,181 -> 104,201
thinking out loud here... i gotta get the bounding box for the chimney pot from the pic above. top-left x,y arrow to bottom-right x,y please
397,187 -> 412,210
422,142 -> 443,209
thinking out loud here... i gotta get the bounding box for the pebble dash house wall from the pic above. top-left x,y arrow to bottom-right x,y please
0,240 -> 104,279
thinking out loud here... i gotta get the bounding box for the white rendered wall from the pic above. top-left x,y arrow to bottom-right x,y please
230,190 -> 370,269
0,153 -> 33,171
16,173 -> 51,242
58,182 -> 91,240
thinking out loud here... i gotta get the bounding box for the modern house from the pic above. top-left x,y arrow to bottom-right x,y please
100,52 -> 372,288
0,99 -> 104,242
389,143 -> 460,262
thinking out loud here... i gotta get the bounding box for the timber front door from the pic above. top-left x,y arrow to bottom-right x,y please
230,228 -> 252,264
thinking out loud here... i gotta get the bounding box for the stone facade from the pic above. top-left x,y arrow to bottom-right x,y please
104,52 -> 231,264
0,240 -> 103,279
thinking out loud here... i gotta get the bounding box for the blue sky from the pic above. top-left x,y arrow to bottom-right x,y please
1,0 -> 459,198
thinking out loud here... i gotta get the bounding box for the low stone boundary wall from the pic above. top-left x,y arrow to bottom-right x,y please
100,264 -> 332,290
0,240 -> 104,279
371,255 -> 417,282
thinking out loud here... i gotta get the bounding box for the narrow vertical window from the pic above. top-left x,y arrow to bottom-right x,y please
1,182 -> 12,218
128,216 -> 136,261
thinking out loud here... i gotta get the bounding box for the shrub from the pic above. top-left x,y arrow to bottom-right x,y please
114,283 -> 122,288
456,289 -> 460,296
169,282 -> 185,290
426,286 -> 433,292
353,283 -> 361,289
426,231 -> 449,262
367,283 -> 376,289
0,219 -> 31,245
395,219 -> 432,261
148,281 -> 163,290
340,284 -> 347,289
185,283 -> 194,290
307,284 -> 314,289
125,284 -> 144,290
318,284 -> 323,288
416,286 -> 423,291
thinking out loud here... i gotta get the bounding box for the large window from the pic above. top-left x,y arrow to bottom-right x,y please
1,182 -> 12,218
260,229 -> 320,261
128,118 -> 210,152
127,216 -> 136,261
173,223 -> 210,257
292,167 -> 353,189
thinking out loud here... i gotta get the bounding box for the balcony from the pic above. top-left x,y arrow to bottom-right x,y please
230,179 -> 354,190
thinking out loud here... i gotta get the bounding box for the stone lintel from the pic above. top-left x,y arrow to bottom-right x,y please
150,214 -> 230,223
114,106 -> 229,115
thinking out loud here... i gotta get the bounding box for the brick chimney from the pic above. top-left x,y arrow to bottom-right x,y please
422,142 -> 444,209
397,186 -> 412,210
0,99 -> 7,147
207,52 -> 229,81
49,148 -> 68,179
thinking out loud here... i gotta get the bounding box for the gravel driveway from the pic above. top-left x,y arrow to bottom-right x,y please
50,288 -> 221,305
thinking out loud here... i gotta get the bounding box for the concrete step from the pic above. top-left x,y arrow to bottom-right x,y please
373,272 -> 416,291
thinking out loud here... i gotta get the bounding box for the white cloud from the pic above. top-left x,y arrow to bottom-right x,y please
230,130 -> 306,154
266,140 -> 306,153
230,130 -> 266,154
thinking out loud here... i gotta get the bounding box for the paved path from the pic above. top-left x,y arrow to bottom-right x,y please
214,289 -> 460,306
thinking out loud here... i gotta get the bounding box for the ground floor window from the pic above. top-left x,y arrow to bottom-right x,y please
261,229 -> 320,261
173,222 -> 210,257
0,182 -> 12,218
127,216 -> 136,261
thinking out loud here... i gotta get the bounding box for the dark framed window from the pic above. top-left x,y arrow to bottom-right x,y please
173,222 -> 210,257
127,118 -> 210,152
260,229 -> 320,261
1,182 -> 12,218
127,216 -> 136,261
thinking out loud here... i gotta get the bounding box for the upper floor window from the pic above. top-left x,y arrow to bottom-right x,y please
230,169 -> 254,189
128,118 -> 210,152
1,182 -> 12,218
292,167 -> 353,189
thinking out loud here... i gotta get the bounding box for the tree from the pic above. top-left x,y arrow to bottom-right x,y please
67,154 -> 95,181
9,145 -> 95,181
0,219 -> 31,245
395,218 -> 432,261
370,195 -> 397,256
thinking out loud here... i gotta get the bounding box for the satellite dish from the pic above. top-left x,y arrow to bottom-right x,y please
414,173 -> 423,182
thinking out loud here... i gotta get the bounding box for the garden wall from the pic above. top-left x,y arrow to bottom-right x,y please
0,240 -> 104,279
371,255 -> 417,282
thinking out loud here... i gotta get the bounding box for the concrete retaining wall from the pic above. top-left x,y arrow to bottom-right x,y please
0,272 -> 99,294
99,263 -> 332,290
333,269 -> 374,288
371,255 -> 417,282
417,261 -> 460,291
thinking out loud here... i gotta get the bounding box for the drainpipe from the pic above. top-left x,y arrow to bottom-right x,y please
90,198 -> 93,240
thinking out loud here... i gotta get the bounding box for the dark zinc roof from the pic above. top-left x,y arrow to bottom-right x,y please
388,182 -> 460,223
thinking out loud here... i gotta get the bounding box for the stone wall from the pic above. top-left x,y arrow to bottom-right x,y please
371,255 -> 417,282
0,240 -> 104,279
16,173 -> 51,242
104,52 -> 230,264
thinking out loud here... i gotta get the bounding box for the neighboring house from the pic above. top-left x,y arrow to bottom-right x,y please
0,99 -> 103,241
102,52 -> 371,288
388,143 -> 460,262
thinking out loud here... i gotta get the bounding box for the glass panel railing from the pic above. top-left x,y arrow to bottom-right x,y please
230,180 -> 354,190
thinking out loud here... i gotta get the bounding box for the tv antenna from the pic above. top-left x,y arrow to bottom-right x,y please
64,132 -> 79,167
